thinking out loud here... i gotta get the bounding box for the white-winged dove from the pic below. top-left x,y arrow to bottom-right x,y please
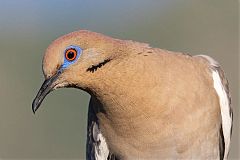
32,30 -> 233,160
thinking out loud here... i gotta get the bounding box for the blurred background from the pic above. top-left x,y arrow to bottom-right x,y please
0,0 -> 238,159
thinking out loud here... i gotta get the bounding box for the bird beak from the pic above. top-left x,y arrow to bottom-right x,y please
32,71 -> 61,114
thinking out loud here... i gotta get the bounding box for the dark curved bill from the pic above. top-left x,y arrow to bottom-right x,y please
32,72 -> 60,114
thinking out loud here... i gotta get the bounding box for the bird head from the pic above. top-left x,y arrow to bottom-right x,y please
32,30 -> 126,113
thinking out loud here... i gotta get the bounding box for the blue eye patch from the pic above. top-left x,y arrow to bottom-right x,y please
61,45 -> 82,69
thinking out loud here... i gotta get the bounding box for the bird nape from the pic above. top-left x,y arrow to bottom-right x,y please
32,30 -> 232,160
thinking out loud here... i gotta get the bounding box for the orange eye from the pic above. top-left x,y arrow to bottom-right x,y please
65,48 -> 77,61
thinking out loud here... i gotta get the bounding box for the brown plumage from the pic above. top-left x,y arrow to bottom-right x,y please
32,30 -> 232,160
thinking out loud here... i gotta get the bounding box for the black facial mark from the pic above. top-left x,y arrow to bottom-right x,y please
86,59 -> 111,73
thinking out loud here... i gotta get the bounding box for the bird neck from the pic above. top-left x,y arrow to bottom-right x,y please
87,54 -> 162,135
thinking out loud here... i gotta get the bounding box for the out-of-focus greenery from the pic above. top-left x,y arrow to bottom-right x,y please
0,0 -> 238,159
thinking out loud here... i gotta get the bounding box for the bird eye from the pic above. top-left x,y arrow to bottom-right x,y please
65,48 -> 77,61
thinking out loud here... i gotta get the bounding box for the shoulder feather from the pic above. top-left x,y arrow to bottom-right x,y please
87,97 -> 119,160
195,55 -> 233,159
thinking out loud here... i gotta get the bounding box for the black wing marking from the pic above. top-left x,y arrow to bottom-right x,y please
86,96 -> 119,160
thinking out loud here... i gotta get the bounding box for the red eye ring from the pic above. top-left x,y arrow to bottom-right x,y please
65,48 -> 77,61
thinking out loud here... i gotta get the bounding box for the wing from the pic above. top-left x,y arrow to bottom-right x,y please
195,55 -> 233,160
86,96 -> 118,160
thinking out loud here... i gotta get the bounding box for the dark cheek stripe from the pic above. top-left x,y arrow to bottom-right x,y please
86,59 -> 111,73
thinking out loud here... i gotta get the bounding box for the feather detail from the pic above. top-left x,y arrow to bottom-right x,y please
87,97 -> 119,160
196,55 -> 233,159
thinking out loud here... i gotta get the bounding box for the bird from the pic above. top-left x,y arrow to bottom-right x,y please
32,30 -> 233,160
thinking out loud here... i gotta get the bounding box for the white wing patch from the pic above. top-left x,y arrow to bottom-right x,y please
196,55 -> 232,159
93,122 -> 109,160
212,70 -> 232,159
